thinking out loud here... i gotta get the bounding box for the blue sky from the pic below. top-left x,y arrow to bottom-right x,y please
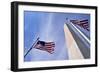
24,11 -> 90,61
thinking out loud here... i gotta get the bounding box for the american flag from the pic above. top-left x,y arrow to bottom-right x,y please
34,40 -> 55,54
70,19 -> 89,31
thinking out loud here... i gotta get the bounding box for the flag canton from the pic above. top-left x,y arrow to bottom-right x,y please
37,41 -> 45,46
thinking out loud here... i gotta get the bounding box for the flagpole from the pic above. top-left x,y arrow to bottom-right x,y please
24,37 -> 39,58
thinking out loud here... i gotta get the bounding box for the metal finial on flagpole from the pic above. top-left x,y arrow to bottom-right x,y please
66,18 -> 68,20
65,18 -> 69,24
24,37 -> 40,58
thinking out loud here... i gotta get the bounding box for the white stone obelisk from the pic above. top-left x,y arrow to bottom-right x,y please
64,23 -> 84,59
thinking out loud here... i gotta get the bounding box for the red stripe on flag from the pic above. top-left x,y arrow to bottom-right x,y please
80,19 -> 88,22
